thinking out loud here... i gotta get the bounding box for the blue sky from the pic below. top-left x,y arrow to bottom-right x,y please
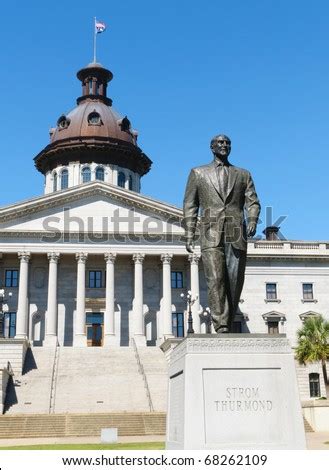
1,0 -> 329,240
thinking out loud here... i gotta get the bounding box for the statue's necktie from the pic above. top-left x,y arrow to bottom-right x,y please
217,165 -> 229,198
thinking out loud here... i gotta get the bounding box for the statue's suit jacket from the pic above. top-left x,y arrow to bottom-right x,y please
183,161 -> 261,251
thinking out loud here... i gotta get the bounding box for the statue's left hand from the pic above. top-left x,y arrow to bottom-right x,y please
247,223 -> 257,237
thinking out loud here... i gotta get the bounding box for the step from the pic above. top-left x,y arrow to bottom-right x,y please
0,413 -> 166,438
303,416 -> 314,433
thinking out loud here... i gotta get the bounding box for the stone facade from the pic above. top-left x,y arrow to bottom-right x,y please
0,186 -> 327,403
1,219 -> 328,349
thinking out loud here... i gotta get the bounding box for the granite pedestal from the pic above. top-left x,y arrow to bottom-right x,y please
166,334 -> 306,450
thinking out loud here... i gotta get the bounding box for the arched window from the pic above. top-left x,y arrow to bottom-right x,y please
88,111 -> 102,125
309,373 -> 321,398
81,166 -> 91,183
53,172 -> 57,192
128,175 -> 133,190
95,166 -> 104,181
61,169 -> 69,189
118,172 -> 126,188
57,115 -> 70,129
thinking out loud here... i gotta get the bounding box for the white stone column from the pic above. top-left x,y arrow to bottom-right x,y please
112,165 -> 118,185
161,253 -> 174,339
132,253 -> 146,345
15,252 -> 31,339
74,252 -> 88,346
189,253 -> 201,333
104,253 -> 117,346
45,252 -> 60,346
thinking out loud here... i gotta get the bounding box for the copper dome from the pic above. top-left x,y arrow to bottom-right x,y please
34,62 -> 152,176
50,101 -> 137,146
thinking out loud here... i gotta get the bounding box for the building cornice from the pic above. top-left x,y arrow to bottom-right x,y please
0,232 -> 329,260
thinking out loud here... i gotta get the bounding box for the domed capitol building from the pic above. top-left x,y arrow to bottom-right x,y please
0,57 -> 328,436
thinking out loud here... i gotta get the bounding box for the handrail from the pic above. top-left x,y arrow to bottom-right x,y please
131,338 -> 154,412
49,344 -> 60,414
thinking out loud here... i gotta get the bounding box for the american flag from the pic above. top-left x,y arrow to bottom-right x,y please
95,20 -> 106,33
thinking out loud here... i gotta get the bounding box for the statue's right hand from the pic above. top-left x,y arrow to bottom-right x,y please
186,238 -> 195,253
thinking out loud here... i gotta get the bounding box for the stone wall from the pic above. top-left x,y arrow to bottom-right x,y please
0,368 -> 10,414
303,402 -> 329,431
0,339 -> 29,375
295,361 -> 327,401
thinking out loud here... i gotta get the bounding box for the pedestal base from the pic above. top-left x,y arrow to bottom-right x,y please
165,334 -> 306,450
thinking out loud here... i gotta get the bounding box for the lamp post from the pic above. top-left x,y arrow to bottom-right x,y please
202,307 -> 212,334
0,289 -> 12,337
180,290 -> 198,335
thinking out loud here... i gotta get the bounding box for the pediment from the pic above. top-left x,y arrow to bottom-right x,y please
0,182 -> 184,237
299,311 -> 321,321
262,311 -> 286,322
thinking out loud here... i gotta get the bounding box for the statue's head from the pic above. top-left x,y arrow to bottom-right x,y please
210,134 -> 231,160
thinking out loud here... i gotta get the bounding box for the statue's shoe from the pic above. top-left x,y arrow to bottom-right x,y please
217,326 -> 229,334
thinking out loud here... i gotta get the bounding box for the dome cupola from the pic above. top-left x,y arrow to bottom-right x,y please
76,62 -> 113,106
34,62 -> 152,194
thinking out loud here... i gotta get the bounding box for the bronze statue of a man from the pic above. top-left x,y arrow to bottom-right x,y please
183,134 -> 261,333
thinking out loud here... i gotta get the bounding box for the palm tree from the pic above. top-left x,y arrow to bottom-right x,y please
295,315 -> 329,385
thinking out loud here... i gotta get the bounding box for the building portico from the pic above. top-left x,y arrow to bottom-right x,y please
0,242 -> 205,347
1,238 -> 329,352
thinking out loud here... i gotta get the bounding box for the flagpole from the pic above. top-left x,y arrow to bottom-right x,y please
93,17 -> 97,63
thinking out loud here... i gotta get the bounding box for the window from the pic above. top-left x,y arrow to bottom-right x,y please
2,312 -> 16,338
82,166 -> 91,183
87,112 -> 102,125
61,169 -> 69,189
268,321 -> 279,335
309,373 -> 321,398
57,115 -> 70,129
86,312 -> 104,325
86,312 -> 104,347
95,166 -> 104,181
88,270 -> 102,288
5,270 -> 18,288
128,175 -> 133,190
118,172 -> 126,188
119,116 -> 131,132
53,172 -> 57,192
172,312 -> 184,338
266,283 -> 277,300
171,271 -> 183,289
263,312 -> 285,333
303,283 -> 314,300
88,79 -> 93,94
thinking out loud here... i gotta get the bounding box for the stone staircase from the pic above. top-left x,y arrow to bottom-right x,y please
303,416 -> 314,433
53,347 -> 150,413
0,411 -> 314,440
0,412 -> 166,438
5,347 -> 56,414
5,346 -> 164,415
136,346 -> 168,411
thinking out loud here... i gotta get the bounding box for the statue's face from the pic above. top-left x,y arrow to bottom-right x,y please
211,135 -> 231,159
